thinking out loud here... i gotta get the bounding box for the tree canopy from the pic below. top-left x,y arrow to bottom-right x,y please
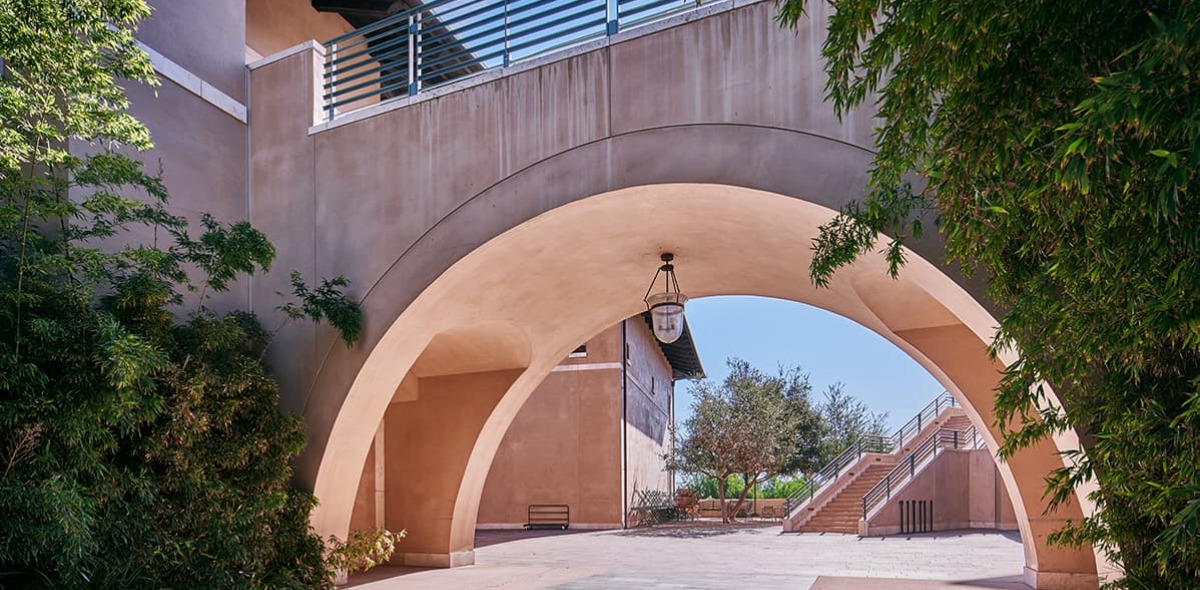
668,359 -> 825,521
777,0 -> 1200,586
0,1 -> 379,587
816,382 -> 889,458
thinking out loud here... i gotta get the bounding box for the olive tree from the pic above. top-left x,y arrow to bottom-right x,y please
668,359 -> 823,522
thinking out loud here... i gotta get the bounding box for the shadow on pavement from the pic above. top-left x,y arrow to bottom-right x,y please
810,574 -> 1026,589
853,530 -> 1022,544
617,520 -> 780,539
474,528 -> 592,548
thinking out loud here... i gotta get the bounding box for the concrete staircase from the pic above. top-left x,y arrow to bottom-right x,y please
799,461 -> 895,533
938,413 -> 973,434
785,393 -> 981,535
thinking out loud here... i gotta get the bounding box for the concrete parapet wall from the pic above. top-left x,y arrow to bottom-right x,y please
861,449 -> 1018,536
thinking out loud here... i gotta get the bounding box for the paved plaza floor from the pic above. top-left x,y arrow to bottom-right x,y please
346,522 -> 1028,589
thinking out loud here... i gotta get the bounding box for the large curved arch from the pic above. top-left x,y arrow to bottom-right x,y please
239,2 -> 1109,585
309,181 -> 1101,589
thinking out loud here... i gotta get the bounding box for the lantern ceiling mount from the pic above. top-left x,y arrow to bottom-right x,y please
643,252 -> 688,344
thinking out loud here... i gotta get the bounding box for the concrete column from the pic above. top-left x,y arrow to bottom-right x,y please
383,368 -> 523,567
895,323 -> 1100,590
246,42 -> 326,417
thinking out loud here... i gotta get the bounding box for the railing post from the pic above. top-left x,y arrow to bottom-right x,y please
607,0 -> 619,34
407,12 -> 421,96
909,455 -> 915,477
326,43 -> 337,121
953,430 -> 959,449
917,413 -> 922,432
885,476 -> 891,499
502,0 -> 511,67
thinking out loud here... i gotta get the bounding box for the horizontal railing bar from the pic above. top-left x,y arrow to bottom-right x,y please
417,14 -> 505,50
422,0 -> 504,32
418,26 -> 507,67
505,16 -> 606,55
619,0 -> 684,20
330,0 -> 487,58
419,48 -> 506,83
324,47 -> 411,92
329,77 -> 411,110
325,0 -> 463,47
326,31 -> 409,71
324,67 -> 409,102
504,0 -> 601,33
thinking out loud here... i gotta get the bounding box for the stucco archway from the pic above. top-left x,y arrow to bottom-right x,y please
311,184 -> 1101,589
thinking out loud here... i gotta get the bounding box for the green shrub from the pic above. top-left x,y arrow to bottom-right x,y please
0,1 -> 367,587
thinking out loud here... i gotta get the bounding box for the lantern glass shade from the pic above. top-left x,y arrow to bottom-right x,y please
646,291 -> 688,343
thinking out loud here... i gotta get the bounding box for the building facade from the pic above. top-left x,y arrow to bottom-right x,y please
63,0 -> 1109,584
477,316 -> 702,530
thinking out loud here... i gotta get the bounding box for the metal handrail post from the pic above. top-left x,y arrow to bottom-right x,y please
502,0 -> 510,67
607,0 -> 618,34
909,454 -> 915,477
407,14 -> 418,96
327,43 -> 338,120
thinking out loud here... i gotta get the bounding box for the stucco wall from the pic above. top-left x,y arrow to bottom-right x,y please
349,442 -> 376,533
475,319 -> 675,529
863,449 -> 1018,535
379,369 -> 519,561
246,0 -> 353,59
140,0 -> 247,101
623,318 -> 675,508
100,1 -> 251,313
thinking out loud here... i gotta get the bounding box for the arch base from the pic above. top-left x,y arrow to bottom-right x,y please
1026,567 -> 1101,590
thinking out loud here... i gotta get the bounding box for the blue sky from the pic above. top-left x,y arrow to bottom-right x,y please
676,296 -> 945,432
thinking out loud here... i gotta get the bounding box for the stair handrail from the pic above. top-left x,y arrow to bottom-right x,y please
782,433 -> 890,515
783,391 -> 957,517
888,391 -> 958,451
860,424 -> 984,519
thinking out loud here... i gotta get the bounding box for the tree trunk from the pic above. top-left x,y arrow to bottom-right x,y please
729,473 -> 757,521
716,476 -> 728,524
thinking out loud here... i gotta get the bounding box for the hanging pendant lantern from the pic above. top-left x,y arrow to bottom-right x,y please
643,253 -> 688,343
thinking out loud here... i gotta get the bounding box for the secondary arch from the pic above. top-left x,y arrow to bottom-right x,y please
312,183 -> 1101,589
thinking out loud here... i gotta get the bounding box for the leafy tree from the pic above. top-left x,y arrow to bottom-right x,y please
817,382 -> 889,457
685,473 -> 810,500
667,359 -> 822,522
778,0 -> 1200,586
0,1 -> 377,587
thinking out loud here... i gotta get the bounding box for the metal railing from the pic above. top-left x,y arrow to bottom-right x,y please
885,391 -> 958,451
782,434 -> 890,516
783,392 -> 958,517
322,0 -> 709,120
860,425 -> 984,519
